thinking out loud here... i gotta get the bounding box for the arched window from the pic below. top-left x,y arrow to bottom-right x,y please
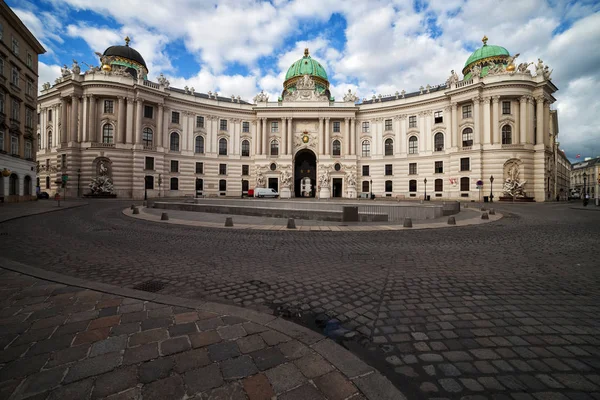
195,136 -> 204,154
362,141 -> 370,157
434,133 -> 444,152
409,179 -> 417,192
362,181 -> 370,193
37,134 -> 41,150
219,179 -> 227,192
142,128 -> 153,147
170,132 -> 179,151
460,177 -> 470,191
219,138 -> 228,155
270,140 -> 279,156
408,136 -> 418,154
9,174 -> 18,195
435,178 -> 443,192
332,140 -> 341,156
385,180 -> 393,192
462,128 -> 473,147
502,125 -> 512,144
385,138 -> 394,156
47,132 -> 52,148
102,124 -> 114,144
241,140 -> 250,157
24,176 -> 31,196
170,177 -> 178,190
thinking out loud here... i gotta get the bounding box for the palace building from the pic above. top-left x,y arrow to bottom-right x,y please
36,36 -> 560,201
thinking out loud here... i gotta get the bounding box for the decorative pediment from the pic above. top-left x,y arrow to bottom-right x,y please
283,75 -> 329,102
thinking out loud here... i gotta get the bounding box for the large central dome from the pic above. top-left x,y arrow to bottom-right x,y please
99,37 -> 148,80
283,49 -> 330,97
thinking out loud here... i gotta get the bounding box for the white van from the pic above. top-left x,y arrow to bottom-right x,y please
254,188 -> 279,198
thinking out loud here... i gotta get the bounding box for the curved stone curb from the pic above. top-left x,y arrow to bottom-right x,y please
569,206 -> 600,212
0,256 -> 406,400
123,206 -> 502,232
0,202 -> 88,224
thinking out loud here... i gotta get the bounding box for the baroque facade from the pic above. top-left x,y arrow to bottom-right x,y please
37,37 -> 560,201
0,0 -> 46,202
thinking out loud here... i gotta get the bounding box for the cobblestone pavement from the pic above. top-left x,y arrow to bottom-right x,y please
0,268 -> 394,400
1,200 -> 600,399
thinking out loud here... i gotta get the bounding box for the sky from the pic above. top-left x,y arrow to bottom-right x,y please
8,0 -> 600,162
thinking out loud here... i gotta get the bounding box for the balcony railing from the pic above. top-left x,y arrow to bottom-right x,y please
143,144 -> 157,151
91,142 -> 115,148
143,80 -> 160,89
461,146 -> 472,151
501,144 -> 524,149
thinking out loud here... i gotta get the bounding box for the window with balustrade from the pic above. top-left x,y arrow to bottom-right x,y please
142,128 -> 153,147
434,133 -> 444,151
102,124 -> 114,144
462,128 -> 473,147
385,138 -> 393,155
502,125 -> 512,144
195,136 -> 204,154
408,136 -> 418,154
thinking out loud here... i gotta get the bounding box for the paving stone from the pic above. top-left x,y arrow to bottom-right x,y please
438,363 -> 461,377
27,334 -> 75,356
160,336 -> 190,355
221,354 -> 259,380
88,315 -> 121,330
184,363 -> 223,394
260,330 -> 290,346
354,372 -> 408,400
110,322 -> 140,336
174,312 -> 199,324
141,375 -> 185,400
312,339 -> 372,378
142,317 -> 172,331
53,320 -> 90,337
119,303 -> 144,314
460,378 -> 484,391
128,328 -> 168,347
251,346 -> 288,371
477,376 -> 505,391
553,374 -> 598,391
293,352 -> 334,378
90,335 -> 128,357
278,383 -> 326,400
420,353 -> 444,362
217,324 -> 247,340
497,375 -> 527,390
196,317 -> 225,331
419,382 -> 439,393
237,334 -> 266,354
202,381 -> 248,400
13,366 -> 67,398
122,343 -> 158,365
139,357 -> 174,383
242,373 -> 275,400
439,378 -> 463,393
47,378 -> 94,400
64,352 -> 122,383
0,354 -> 50,381
47,344 -> 90,367
314,370 -> 357,400
120,311 -> 147,323
208,341 -> 241,362
278,340 -> 310,360
168,322 -> 196,337
173,348 -> 210,373
243,321 -> 269,335
104,387 -> 139,400
92,366 -> 138,398
265,362 -> 306,394
190,330 -> 222,348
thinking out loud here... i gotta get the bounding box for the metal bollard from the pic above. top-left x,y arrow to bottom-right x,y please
130,204 -> 136,210
447,216 -> 456,225
225,217 -> 233,227
481,212 -> 489,220
489,208 -> 495,215
403,218 -> 413,228
132,207 -> 140,215
287,218 -> 296,229
161,212 -> 169,221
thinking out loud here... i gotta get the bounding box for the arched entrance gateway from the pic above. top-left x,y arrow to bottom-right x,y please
294,149 -> 317,198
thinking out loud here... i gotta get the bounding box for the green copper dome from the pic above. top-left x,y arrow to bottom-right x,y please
462,36 -> 510,75
285,49 -> 328,81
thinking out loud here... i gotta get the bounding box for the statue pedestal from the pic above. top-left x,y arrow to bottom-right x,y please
280,187 -> 292,199
319,187 -> 331,199
346,187 -> 357,199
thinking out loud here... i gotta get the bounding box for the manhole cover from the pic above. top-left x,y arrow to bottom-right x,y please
132,280 -> 167,293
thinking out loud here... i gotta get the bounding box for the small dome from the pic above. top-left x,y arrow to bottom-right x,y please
285,48 -> 328,82
462,36 -> 509,75
103,43 -> 147,70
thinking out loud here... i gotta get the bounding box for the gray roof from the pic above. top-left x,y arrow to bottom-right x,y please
169,87 -> 251,105
361,84 -> 448,105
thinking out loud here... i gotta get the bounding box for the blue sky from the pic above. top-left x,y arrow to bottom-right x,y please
9,0 -> 600,161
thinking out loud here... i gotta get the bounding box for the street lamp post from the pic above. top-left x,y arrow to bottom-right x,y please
241,179 -> 244,199
583,172 -> 587,206
370,179 -> 373,200
490,175 -> 494,203
144,176 -> 148,201
424,178 -> 428,201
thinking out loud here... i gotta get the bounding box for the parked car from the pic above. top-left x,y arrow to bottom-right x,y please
37,191 -> 50,199
254,188 -> 279,198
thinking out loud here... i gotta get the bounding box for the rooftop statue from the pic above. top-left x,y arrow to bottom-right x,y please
343,89 -> 359,103
157,73 -> 170,87
253,90 -> 269,103
446,70 -> 459,86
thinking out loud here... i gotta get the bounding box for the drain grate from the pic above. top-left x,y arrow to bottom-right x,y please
132,280 -> 167,293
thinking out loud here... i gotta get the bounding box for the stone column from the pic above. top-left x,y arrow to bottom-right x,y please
344,118 -> 350,156
287,118 -> 293,155
399,116 -> 406,154
318,118 -> 324,155
157,104 -> 164,147
492,96 -> 500,144
281,118 -> 287,156
473,97 -> 481,145
543,101 -> 550,146
536,96 -> 544,145
519,97 -> 527,145
126,97 -> 134,144
350,118 -> 356,155
451,103 -> 458,148
89,96 -> 96,143
527,96 -> 535,144
425,112 -> 432,151
418,113 -> 425,153
262,118 -> 267,155
255,118 -> 261,155
116,97 -> 124,144
60,99 -> 67,143
135,98 -> 143,145
70,95 -> 78,143
325,118 -> 330,155
81,96 -> 88,142
163,107 -> 169,149
482,97 -> 491,144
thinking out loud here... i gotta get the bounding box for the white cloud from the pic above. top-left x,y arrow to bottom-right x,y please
38,62 -> 61,92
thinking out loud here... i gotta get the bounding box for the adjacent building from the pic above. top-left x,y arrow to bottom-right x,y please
36,36 -> 560,201
571,157 -> 600,204
0,0 -> 46,202
555,148 -> 571,201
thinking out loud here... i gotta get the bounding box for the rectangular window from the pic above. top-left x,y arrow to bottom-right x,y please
195,162 -> 203,174
219,164 -> 227,175
242,165 -> 249,176
435,161 -> 444,174
0,92 -> 3,114
0,130 -> 3,151
220,119 -> 227,131
27,52 -> 32,68
460,177 -> 470,192
409,163 -> 417,175
11,66 -> 19,86
0,22 -> 3,41
145,157 -> 154,170
271,121 -> 278,133
144,105 -> 153,119
462,105 -> 472,119
384,119 -> 392,131
170,160 -> 179,173
46,176 -> 50,189
385,164 -> 393,176
219,179 -> 227,192
11,135 -> 18,154
435,179 -> 443,192
25,141 -> 32,159
145,176 -> 154,190
25,108 -> 33,128
171,111 -> 180,124
0,57 -> 3,76
333,121 -> 340,132
11,36 -> 19,55
242,121 -> 249,133
104,100 -> 114,114
434,111 -> 443,124
196,116 -> 204,128
409,116 -> 417,128
26,79 -> 34,96
362,121 -> 370,133
362,165 -> 369,176
502,101 -> 511,115
11,99 -> 19,121
61,154 -> 66,169
460,157 -> 470,172
48,109 -> 52,121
